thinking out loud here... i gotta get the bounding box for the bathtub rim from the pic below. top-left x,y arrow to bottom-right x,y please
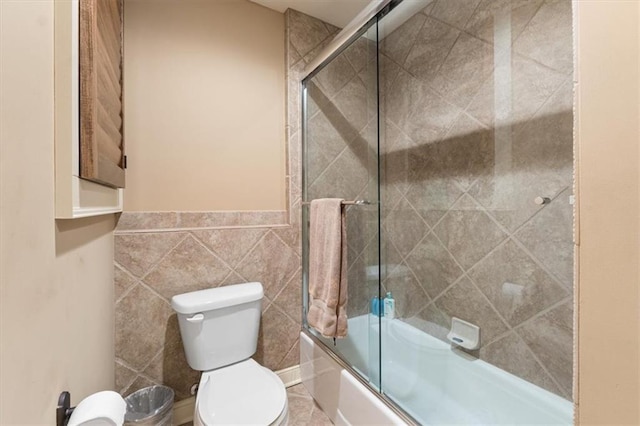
301,328 -> 420,425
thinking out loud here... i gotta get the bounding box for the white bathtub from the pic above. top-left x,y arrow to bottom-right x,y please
301,315 -> 573,425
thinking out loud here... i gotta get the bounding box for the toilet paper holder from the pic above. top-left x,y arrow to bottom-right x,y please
57,391 -> 75,426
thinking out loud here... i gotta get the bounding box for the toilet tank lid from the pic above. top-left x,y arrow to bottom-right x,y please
171,282 -> 263,314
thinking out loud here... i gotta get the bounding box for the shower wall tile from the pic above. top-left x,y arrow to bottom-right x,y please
434,277 -> 509,343
518,301 -> 574,397
383,198 -> 429,258
479,332 -> 563,396
383,263 -> 430,318
429,0 -> 481,30
287,9 -> 331,57
404,16 -> 460,83
469,239 -> 568,327
382,0 -> 574,400
379,12 -> 426,66
462,0 -> 544,44
113,9 -> 332,400
515,189 -> 574,288
433,194 -> 508,270
514,0 -> 573,74
404,233 -> 464,299
314,54 -> 356,98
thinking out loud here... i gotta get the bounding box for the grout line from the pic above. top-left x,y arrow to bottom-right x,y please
514,329 -> 572,399
135,232 -> 190,282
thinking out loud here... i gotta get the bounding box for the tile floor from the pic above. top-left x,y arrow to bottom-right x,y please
179,383 -> 333,426
287,383 -> 334,425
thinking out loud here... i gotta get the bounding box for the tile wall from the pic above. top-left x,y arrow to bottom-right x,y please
305,0 -> 574,400
113,9 -> 335,401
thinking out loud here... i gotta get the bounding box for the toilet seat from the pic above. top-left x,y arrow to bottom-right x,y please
195,359 -> 288,425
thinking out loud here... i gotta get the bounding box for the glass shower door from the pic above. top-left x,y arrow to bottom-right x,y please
377,0 -> 574,424
302,24 -> 382,388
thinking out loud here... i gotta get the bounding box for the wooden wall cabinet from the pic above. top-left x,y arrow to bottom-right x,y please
55,0 -> 125,218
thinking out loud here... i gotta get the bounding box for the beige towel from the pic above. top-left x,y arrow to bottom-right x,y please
307,199 -> 348,338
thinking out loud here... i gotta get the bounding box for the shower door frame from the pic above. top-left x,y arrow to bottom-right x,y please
299,1 -> 419,424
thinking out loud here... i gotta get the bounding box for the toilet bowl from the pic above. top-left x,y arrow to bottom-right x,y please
171,282 -> 289,426
194,359 -> 288,426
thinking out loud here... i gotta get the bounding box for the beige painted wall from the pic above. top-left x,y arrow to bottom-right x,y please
123,0 -> 286,212
0,2 -> 117,424
576,1 -> 640,424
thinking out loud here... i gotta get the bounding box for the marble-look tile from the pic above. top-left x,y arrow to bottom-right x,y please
287,9 -> 331,57
480,332 -> 563,396
121,375 -> 158,398
514,0 -> 573,74
278,339 -> 300,370
429,0 -> 481,30
308,141 -> 369,202
308,404 -> 334,426
307,109 -> 353,173
286,384 -> 320,425
191,228 -> 267,269
433,194 -> 507,270
143,236 -> 232,300
115,212 -> 179,231
404,172 -> 464,227
344,37 -> 373,73
381,120 -> 415,196
383,263 -> 430,318
464,0 -> 544,44
469,239 -> 568,327
115,284 -> 173,371
518,301 -> 573,397
404,233 -> 464,299
273,269 -> 302,324
404,16 -> 459,83
314,54 -> 356,99
115,264 -> 137,301
515,189 -> 574,289
114,232 -> 186,278
332,76 -> 370,136
346,250 -> 375,317
466,54 -> 566,128
468,80 -> 573,232
386,69 -> 462,146
142,314 -> 201,401
115,361 -> 137,394
254,305 -> 300,371
405,303 -> 451,342
287,394 -> 314,425
382,197 -> 429,259
235,231 -> 300,301
379,12 -> 426,66
220,270 -> 248,287
434,277 -> 509,343
429,32 -> 494,110
437,113 -> 494,191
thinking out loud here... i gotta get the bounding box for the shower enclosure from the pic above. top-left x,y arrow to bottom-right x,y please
302,0 -> 575,423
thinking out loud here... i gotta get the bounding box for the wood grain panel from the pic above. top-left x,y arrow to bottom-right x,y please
80,0 -> 125,188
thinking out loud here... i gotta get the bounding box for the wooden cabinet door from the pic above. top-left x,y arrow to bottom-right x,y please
79,0 -> 125,188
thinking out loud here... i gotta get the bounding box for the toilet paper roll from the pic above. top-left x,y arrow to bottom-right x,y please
68,391 -> 126,426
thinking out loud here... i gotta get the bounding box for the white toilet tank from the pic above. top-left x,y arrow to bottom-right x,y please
171,282 -> 263,371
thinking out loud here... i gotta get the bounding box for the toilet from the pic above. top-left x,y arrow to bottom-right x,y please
171,282 -> 289,426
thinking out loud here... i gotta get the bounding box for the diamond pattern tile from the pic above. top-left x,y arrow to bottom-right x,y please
143,236 -> 232,300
